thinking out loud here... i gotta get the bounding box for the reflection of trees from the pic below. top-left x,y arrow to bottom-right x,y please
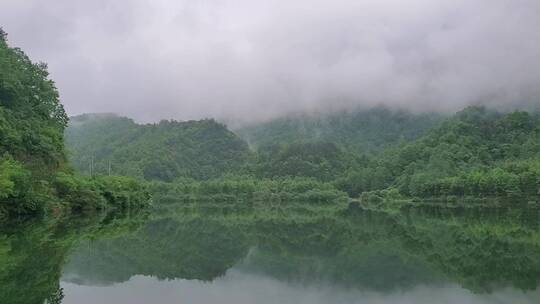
0,211 -> 146,304
237,206 -> 540,293
397,205 -> 540,292
3,204 -> 540,304
64,217 -> 251,284
237,211 -> 445,291
64,206 -> 540,293
0,221 -> 70,304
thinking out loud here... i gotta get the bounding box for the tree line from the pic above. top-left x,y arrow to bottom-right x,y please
0,29 -> 149,217
66,104 -> 540,205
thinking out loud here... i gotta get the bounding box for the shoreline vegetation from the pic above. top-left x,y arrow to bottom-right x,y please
65,105 -> 540,211
0,29 -> 150,219
65,103 -> 540,212
1,27 -> 539,221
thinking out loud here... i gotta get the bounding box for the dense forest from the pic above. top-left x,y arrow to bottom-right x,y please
66,114 -> 250,181
342,107 -> 540,200
0,29 -> 149,217
66,106 -> 540,204
149,175 -> 348,205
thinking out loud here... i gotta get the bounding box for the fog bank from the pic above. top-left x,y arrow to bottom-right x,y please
2,0 -> 539,122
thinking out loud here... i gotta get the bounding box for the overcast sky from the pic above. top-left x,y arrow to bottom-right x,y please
1,0 -> 539,122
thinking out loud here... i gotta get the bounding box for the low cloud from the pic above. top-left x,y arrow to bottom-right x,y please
2,0 -> 539,122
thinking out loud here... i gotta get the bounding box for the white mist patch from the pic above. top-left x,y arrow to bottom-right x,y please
61,269 -> 540,304
1,1 -> 540,122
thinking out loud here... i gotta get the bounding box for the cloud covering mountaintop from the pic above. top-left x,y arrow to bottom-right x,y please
1,0 -> 539,122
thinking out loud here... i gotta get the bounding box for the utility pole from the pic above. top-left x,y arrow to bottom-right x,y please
90,155 -> 94,177
108,160 -> 111,176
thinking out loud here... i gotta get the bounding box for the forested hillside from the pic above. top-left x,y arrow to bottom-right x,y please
337,106 -> 540,199
236,107 -> 443,153
250,142 -> 361,182
0,29 -> 149,216
0,28 -> 70,214
66,114 -> 251,181
0,28 -> 68,188
66,105 -> 540,202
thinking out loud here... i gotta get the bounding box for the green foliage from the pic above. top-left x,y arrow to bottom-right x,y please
411,159 -> 540,198
0,154 -> 58,216
0,155 -> 27,199
65,114 -> 251,181
0,30 -> 70,214
54,172 -> 106,210
250,142 -> 360,181
53,173 -> 150,211
95,176 -> 151,209
337,106 -> 540,199
65,106 -> 540,203
150,175 -> 348,205
0,31 -> 68,167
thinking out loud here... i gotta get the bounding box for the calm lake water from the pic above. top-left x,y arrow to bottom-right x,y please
2,203 -> 540,304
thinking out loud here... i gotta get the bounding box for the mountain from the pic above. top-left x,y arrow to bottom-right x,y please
337,106 -> 540,198
66,106 -> 540,201
65,114 -> 251,181
0,29 -> 68,213
250,141 -> 362,182
235,107 -> 444,153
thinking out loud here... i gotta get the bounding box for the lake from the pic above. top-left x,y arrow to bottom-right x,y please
2,203 -> 540,304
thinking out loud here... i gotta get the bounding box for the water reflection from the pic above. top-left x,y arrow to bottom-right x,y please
2,204 -> 540,303
0,210 -> 148,304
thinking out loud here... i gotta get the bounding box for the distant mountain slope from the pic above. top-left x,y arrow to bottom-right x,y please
66,106 -> 540,199
337,106 -> 540,198
235,107 -> 444,153
65,114 -> 251,181
250,141 -> 363,182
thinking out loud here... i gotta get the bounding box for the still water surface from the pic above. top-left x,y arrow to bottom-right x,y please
2,204 -> 540,303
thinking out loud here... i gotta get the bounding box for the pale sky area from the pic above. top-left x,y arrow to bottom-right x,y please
1,0 -> 539,122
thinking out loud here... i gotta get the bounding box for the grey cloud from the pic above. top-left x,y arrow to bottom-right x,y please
1,0 -> 539,123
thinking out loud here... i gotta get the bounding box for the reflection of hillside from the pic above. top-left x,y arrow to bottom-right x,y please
2,203 -> 539,304
62,205 -> 540,293
0,211 -> 146,304
0,221 -> 68,304
236,211 -> 444,291
397,206 -> 540,292
63,217 -> 251,285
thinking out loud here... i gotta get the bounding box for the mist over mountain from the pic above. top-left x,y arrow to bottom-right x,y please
235,107 -> 444,152
2,1 -> 539,123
